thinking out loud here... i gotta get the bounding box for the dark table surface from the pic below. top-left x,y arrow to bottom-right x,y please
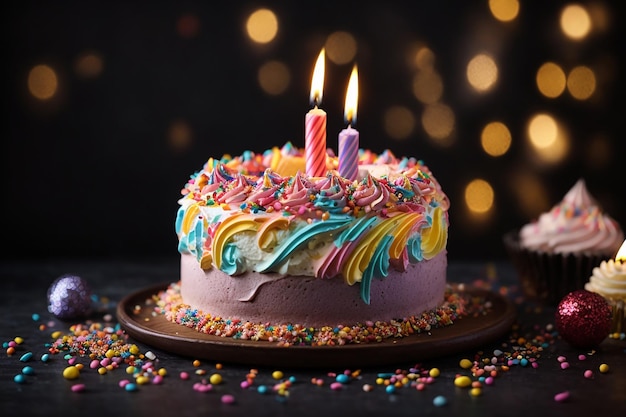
1,258 -> 624,417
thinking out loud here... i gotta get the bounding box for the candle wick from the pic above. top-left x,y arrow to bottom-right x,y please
311,94 -> 321,109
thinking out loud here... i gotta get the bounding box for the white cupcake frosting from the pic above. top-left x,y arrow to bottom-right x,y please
585,259 -> 626,301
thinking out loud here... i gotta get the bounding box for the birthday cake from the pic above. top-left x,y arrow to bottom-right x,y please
165,142 -> 451,342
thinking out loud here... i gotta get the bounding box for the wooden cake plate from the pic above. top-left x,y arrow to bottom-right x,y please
117,283 -> 516,369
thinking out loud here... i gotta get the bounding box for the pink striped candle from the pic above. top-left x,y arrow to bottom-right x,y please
338,65 -> 359,181
305,49 -> 327,178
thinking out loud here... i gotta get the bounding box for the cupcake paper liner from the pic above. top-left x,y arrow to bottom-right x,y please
503,229 -> 607,306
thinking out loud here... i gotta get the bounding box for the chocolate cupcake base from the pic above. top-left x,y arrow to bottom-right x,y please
503,230 -> 606,306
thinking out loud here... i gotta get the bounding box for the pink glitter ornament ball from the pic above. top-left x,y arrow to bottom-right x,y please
47,274 -> 93,320
555,290 -> 612,349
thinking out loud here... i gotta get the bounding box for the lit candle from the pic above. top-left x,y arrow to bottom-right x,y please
338,65 -> 359,181
305,49 -> 327,178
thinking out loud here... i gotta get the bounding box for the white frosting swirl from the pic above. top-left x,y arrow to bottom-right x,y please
585,260 -> 626,301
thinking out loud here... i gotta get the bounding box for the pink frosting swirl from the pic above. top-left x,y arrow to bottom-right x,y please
215,174 -> 253,205
313,173 -> 350,212
247,185 -> 280,207
246,170 -> 283,207
352,175 -> 391,212
279,173 -> 314,213
520,179 -> 624,255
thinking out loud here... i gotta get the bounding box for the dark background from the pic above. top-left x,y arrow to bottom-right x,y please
3,0 -> 625,263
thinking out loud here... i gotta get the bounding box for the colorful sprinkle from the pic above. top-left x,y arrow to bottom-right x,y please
22,366 -> 35,375
124,383 -> 138,392
155,285 -> 475,346
433,395 -> 447,406
221,394 -> 236,404
554,391 -> 570,402
459,358 -> 473,369
469,387 -> 482,397
335,374 -> 350,384
62,366 -> 80,380
71,384 -> 86,393
454,375 -> 472,388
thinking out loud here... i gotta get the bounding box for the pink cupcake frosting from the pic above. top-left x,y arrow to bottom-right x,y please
519,179 -> 624,255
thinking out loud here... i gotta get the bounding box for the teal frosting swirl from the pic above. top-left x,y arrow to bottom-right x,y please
360,235 -> 393,304
334,214 -> 378,246
221,243 -> 246,275
313,192 -> 347,214
407,235 -> 423,262
254,216 -> 353,273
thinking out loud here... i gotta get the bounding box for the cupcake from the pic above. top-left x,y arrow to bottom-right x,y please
584,240 -> 626,334
503,179 -> 624,305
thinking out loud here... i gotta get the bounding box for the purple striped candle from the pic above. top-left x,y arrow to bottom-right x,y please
339,65 -> 359,181
338,126 -> 359,180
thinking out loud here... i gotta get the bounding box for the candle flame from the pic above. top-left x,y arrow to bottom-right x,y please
616,239 -> 626,262
310,49 -> 325,106
344,65 -> 359,125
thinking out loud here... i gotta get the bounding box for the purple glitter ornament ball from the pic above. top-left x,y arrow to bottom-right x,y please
555,289 -> 612,349
47,274 -> 93,320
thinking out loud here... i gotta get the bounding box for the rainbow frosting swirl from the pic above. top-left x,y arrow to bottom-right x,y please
175,142 -> 449,304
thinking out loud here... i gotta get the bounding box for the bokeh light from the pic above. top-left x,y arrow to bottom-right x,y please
422,103 -> 455,143
467,54 -> 498,92
168,119 -> 193,152
465,179 -> 495,214
488,0 -> 520,22
246,8 -> 278,44
509,172 -> 551,218
28,64 -> 58,100
383,106 -> 415,141
536,62 -> 566,98
481,121 -> 512,157
560,4 -> 591,40
528,113 -> 557,149
74,51 -> 104,79
258,60 -> 291,95
409,44 -> 436,71
325,31 -> 357,65
527,113 -> 569,164
567,65 -> 596,100
587,2 -> 610,33
412,70 -> 443,104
